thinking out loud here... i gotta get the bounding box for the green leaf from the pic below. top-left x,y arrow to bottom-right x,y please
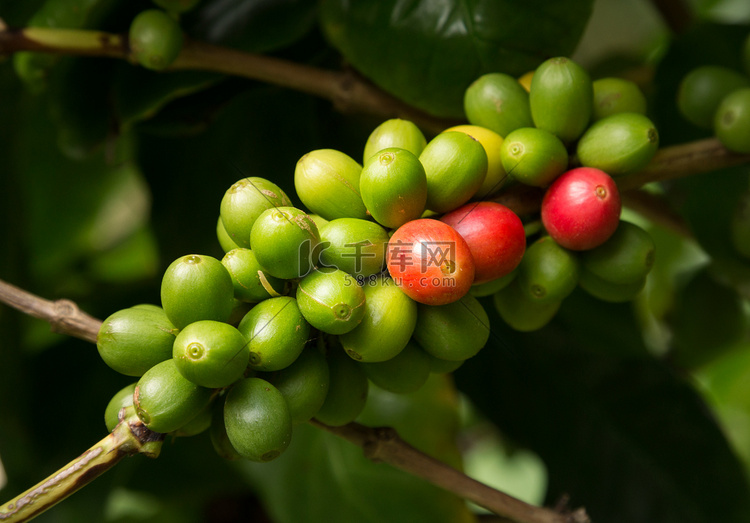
239,375 -> 476,523
319,0 -> 595,118
456,294 -> 750,523
184,0 -> 318,53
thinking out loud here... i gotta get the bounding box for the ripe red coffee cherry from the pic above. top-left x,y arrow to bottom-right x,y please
387,219 -> 475,305
541,167 -> 621,251
439,202 -> 525,284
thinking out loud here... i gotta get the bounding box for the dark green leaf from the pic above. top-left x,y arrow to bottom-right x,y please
456,293 -> 750,523
319,0 -> 594,118
184,0 -> 318,53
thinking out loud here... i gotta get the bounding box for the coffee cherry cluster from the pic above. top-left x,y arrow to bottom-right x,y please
96,55 -> 660,464
464,56 -> 658,330
677,32 -> 750,154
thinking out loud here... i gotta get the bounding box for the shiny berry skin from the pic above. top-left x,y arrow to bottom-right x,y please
541,167 -> 621,251
386,219 -> 475,306
440,202 -> 525,284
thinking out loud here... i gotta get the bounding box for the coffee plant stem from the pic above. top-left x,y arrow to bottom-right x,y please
311,420 -> 589,523
0,415 -> 164,523
0,279 -> 589,523
0,280 -> 100,344
0,23 -> 455,134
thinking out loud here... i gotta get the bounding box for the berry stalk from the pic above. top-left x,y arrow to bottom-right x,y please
0,414 -> 163,523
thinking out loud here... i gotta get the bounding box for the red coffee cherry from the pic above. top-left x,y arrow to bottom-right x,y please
541,167 -> 621,251
440,202 -> 526,284
386,219 -> 475,306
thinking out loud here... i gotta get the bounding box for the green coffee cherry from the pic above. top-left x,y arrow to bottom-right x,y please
359,340 -> 431,394
443,125 -> 509,198
224,377 -> 293,462
264,347 -> 330,424
172,320 -> 249,388
469,269 -> 518,297
210,396 -> 242,460
294,149 -> 368,220
580,221 -> 655,285
517,236 -> 579,303
714,88 -> 750,154
314,349 -> 369,427
319,218 -> 390,277
220,177 -> 292,249
134,359 -> 213,434
216,217 -> 241,253
493,279 -> 561,332
104,383 -> 137,432
412,294 -> 490,361
339,275 -> 418,362
129,9 -> 183,71
152,0 -> 201,14
463,73 -> 534,137
363,119 -> 427,162
360,148 -> 427,229
578,270 -> 646,303
222,248 -> 286,303
592,77 -> 647,121
426,352 -> 464,374
250,206 -> 321,280
419,131 -> 488,213
530,57 -> 593,143
500,127 -> 568,187
677,66 -> 750,129
172,402 -> 213,437
161,254 -> 234,329
237,296 -> 310,372
576,112 -> 659,176
97,306 -> 178,376
296,268 -> 366,335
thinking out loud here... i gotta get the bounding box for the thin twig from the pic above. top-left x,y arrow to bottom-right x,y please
0,280 -> 100,343
0,279 -> 587,523
310,420 -> 589,523
0,25 -> 456,134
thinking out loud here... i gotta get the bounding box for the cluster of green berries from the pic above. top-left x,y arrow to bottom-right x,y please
96,55 -> 661,463
677,32 -> 750,154
464,57 -> 658,330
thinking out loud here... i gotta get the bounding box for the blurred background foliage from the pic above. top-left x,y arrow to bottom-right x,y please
1,0 -> 750,522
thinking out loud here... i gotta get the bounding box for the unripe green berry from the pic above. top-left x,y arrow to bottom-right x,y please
237,296 -> 310,372
530,57 -> 593,143
134,359 -> 213,434
97,306 -> 178,376
318,218 -> 390,278
412,294 -> 490,362
294,149 -> 368,220
359,340 -> 431,394
219,177 -> 292,249
493,279 -> 561,332
224,377 -> 293,462
314,349 -> 368,427
714,88 -> 750,154
339,275 -> 417,362
500,127 -> 568,187
263,347 -> 330,424
250,206 -> 321,280
296,268 -> 366,335
677,66 -> 750,129
463,73 -> 534,137
172,320 -> 249,388
129,9 -> 183,71
363,118 -> 427,162
104,383 -> 137,432
592,77 -> 647,121
160,254 -> 234,329
222,248 -> 286,303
